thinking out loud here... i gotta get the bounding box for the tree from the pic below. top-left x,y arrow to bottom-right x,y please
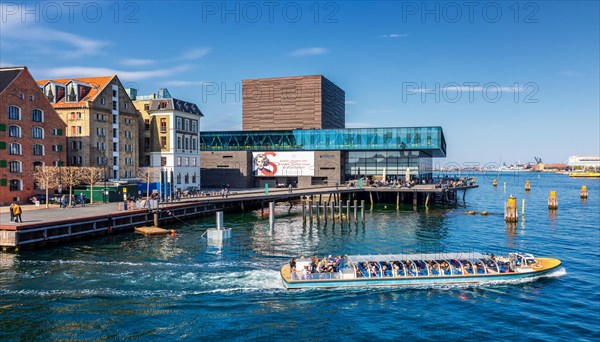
32,166 -> 60,208
138,167 -> 162,198
80,167 -> 104,204
62,166 -> 83,206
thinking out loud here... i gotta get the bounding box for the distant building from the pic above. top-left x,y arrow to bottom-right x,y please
0,66 -> 66,204
201,74 -> 443,189
131,89 -> 204,191
36,76 -> 141,180
242,75 -> 345,130
568,156 -> 600,169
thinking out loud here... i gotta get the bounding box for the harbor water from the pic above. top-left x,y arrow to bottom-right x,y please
1,173 -> 599,341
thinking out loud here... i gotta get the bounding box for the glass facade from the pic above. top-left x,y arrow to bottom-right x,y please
345,151 -> 432,180
200,127 -> 446,157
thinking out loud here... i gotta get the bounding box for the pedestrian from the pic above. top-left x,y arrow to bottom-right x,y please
80,193 -> 86,207
13,203 -> 23,223
71,194 -> 76,208
9,202 -> 16,222
335,182 -> 339,190
288,183 -> 293,194
60,195 -> 66,208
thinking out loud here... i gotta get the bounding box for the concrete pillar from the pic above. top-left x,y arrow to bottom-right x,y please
346,200 -> 351,224
269,202 -> 275,228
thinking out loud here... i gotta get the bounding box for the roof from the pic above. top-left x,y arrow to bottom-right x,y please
149,98 -> 203,116
36,76 -> 114,108
0,67 -> 25,95
347,252 -> 487,263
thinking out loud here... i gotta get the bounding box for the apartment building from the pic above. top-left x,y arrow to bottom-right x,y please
131,88 -> 204,191
0,66 -> 66,204
37,75 -> 141,180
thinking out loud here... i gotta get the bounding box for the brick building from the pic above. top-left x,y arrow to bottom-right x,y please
0,67 -> 66,204
36,76 -> 141,180
242,75 -> 345,130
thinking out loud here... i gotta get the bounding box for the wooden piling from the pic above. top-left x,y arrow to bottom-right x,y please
269,202 -> 275,228
302,197 -> 306,224
338,199 -> 343,224
413,191 -> 418,208
361,200 -> 365,225
354,200 -> 358,223
324,203 -> 328,226
330,201 -> 335,223
316,202 -> 321,225
425,193 -> 430,207
396,192 -> 400,210
346,200 -> 351,224
309,199 -> 314,224
369,192 -> 374,208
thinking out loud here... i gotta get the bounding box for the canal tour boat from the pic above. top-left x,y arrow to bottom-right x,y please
280,252 -> 561,289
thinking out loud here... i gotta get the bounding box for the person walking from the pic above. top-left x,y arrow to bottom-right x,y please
288,183 -> 293,194
13,203 -> 22,223
80,193 -> 86,207
9,202 -> 16,222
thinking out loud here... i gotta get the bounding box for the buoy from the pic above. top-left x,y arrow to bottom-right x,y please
170,229 -> 175,236
580,185 -> 588,199
480,211 -> 488,216
525,180 -> 531,192
548,191 -> 558,210
493,178 -> 498,187
466,211 -> 477,215
504,195 -> 518,222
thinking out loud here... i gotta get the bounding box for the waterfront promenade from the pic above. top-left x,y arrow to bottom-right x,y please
0,184 -> 477,249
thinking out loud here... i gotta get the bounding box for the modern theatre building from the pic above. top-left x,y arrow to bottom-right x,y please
200,75 -> 446,188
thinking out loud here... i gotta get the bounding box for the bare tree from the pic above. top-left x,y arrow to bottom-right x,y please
80,167 -> 104,204
138,167 -> 162,199
62,166 -> 83,206
32,165 -> 60,208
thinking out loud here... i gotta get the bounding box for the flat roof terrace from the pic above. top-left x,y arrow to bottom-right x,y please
200,127 -> 446,157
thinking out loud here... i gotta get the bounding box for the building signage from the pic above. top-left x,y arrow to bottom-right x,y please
252,152 -> 314,177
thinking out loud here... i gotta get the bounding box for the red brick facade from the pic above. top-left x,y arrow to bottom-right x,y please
0,67 -> 66,204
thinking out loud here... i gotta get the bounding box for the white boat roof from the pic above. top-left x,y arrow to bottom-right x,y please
347,252 -> 487,263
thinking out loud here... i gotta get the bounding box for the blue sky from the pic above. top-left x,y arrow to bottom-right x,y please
1,1 -> 598,165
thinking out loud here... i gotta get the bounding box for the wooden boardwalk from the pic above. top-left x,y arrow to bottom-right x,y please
0,184 -> 477,250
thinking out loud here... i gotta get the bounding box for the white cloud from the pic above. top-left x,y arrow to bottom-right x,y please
39,65 -> 190,81
381,33 -> 408,38
345,100 -> 357,105
288,47 -> 328,57
365,109 -> 396,114
163,80 -> 208,87
181,48 -> 212,60
559,70 -> 585,77
0,5 -> 108,58
121,59 -> 155,67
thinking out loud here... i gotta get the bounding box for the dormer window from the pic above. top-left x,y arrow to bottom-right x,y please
45,87 -> 55,102
67,83 -> 77,102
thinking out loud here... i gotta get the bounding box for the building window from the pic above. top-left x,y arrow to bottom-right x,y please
176,117 -> 182,130
8,125 -> 21,137
177,137 -> 181,149
9,179 -> 22,191
177,173 -> 181,184
192,158 -> 197,167
101,97 -> 106,105
112,102 -> 117,110
113,115 -> 117,124
160,136 -> 167,148
144,119 -> 150,130
112,90 -> 117,98
113,156 -> 118,165
177,157 -> 182,166
32,126 -> 44,139
144,138 -> 150,149
113,128 -> 118,138
192,173 -> 197,183
32,109 -> 44,122
8,106 -> 21,120
185,137 -> 189,150
191,138 -> 197,150
184,173 -> 189,184
33,144 -> 44,156
19,93 -> 24,100
113,142 -> 118,152
9,161 -> 22,173
161,157 -> 167,166
184,119 -> 189,131
185,157 -> 189,166
29,95 -> 34,101
51,128 -> 62,136
160,118 -> 167,132
192,120 -> 197,132
9,143 -> 22,155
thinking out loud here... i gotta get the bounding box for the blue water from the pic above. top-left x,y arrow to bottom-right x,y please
1,173 -> 599,341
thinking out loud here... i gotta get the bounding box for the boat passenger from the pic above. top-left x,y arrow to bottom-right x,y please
290,258 -> 297,273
